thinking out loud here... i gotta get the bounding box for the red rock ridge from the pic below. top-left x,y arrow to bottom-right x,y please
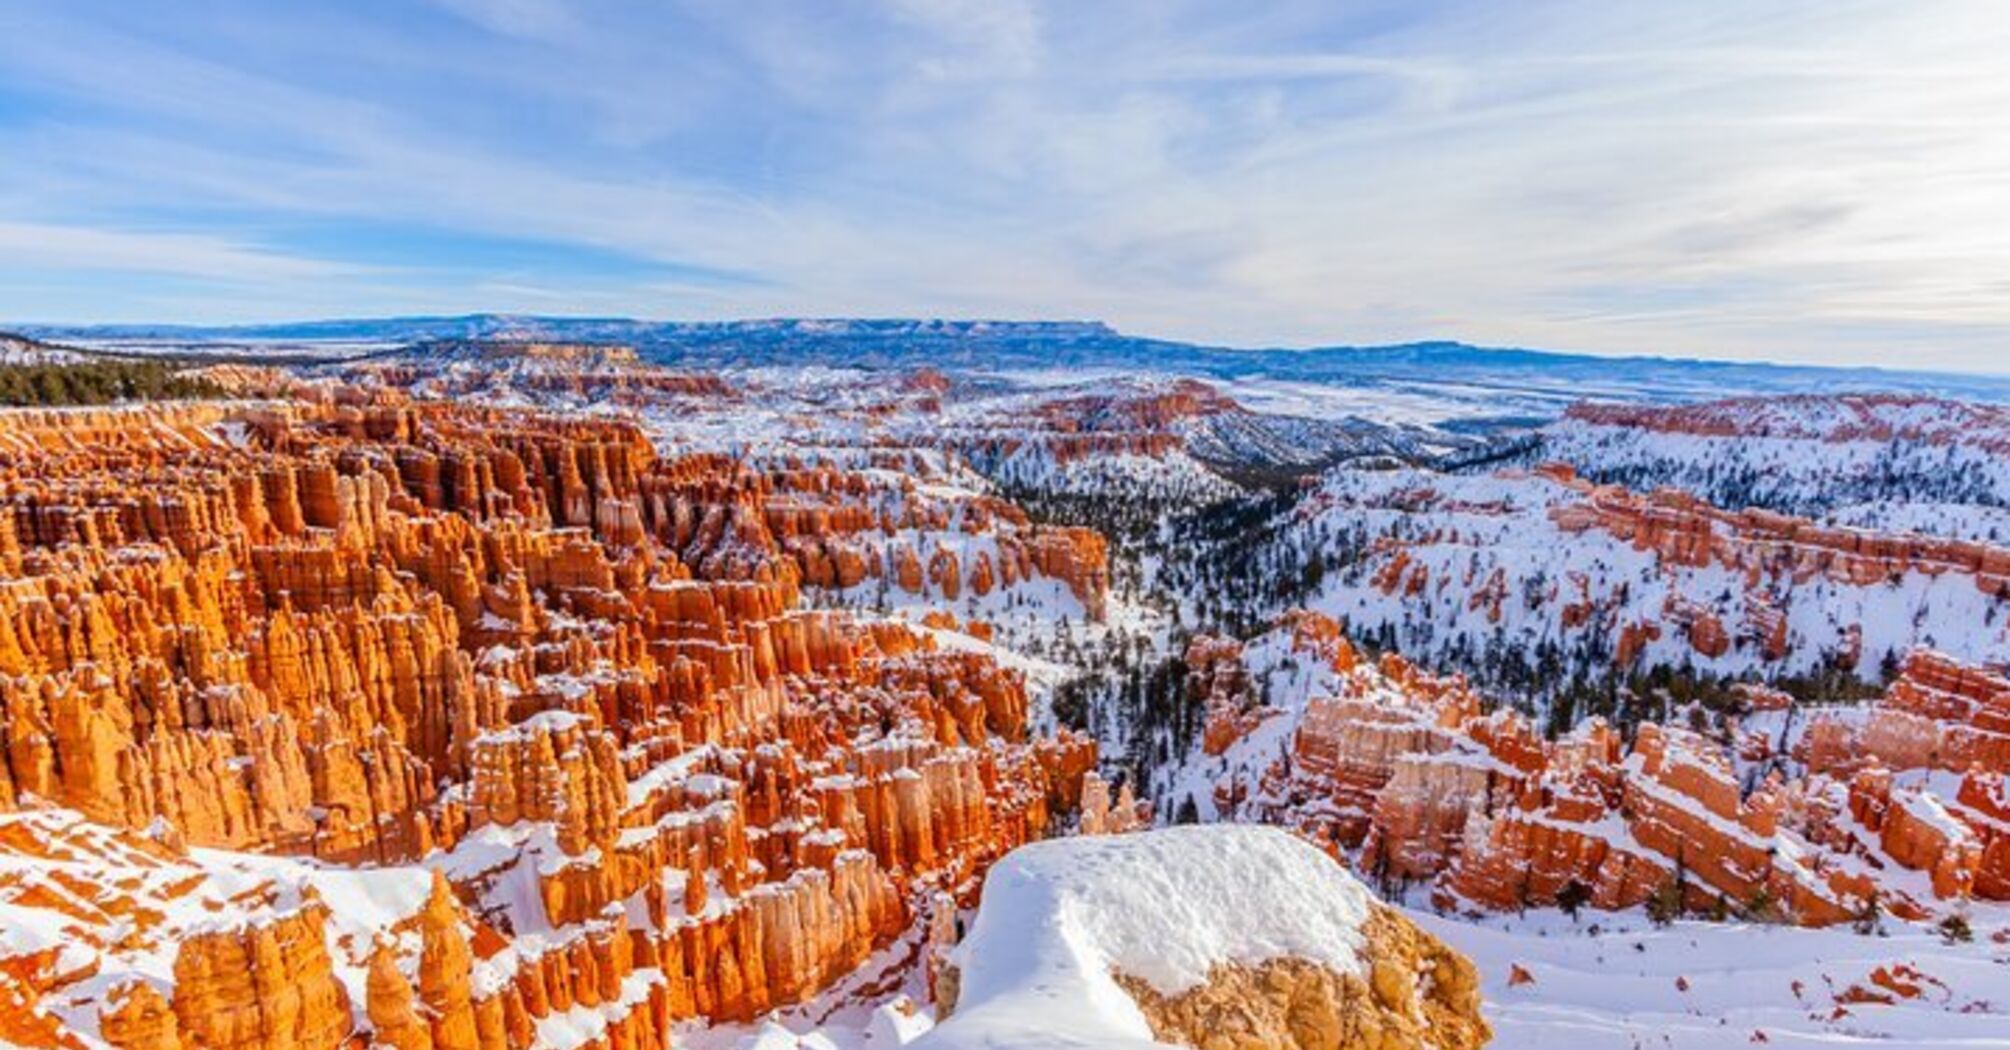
1545,464 -> 2010,601
1564,394 -> 2010,452
1212,611 -> 2010,925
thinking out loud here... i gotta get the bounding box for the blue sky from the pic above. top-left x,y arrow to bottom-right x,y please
2,1 -> 2008,371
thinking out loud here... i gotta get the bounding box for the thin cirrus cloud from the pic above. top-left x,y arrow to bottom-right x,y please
0,220 -> 363,281
0,0 -> 2006,373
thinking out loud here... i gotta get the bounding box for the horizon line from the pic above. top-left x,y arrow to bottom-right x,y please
9,311 -> 2010,381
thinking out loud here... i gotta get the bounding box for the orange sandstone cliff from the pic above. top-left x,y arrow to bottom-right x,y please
1198,610 -> 2010,926
0,397 -> 1098,1050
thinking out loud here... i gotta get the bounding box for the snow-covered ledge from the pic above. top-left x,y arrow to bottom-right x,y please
916,824 -> 1490,1050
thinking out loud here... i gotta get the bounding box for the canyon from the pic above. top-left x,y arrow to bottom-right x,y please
2,339 -> 2008,1049
0,391 -> 1101,1050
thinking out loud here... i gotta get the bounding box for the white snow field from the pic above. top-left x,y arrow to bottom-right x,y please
1417,904 -> 2010,1049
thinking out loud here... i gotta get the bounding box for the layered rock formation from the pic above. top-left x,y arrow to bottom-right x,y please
1111,909 -> 1487,1050
1542,395 -> 2010,537
1545,464 -> 2010,602
0,395 -> 1098,1049
1195,611 -> 2010,926
1800,650 -> 2010,900
1562,394 -> 2010,451
1294,462 -> 2010,694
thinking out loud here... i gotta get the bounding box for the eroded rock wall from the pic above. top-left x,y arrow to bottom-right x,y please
0,397 -> 1098,1050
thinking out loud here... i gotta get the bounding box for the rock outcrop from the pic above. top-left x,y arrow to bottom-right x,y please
1291,463 -> 2010,695
1112,909 -> 1488,1050
920,825 -> 1490,1050
170,903 -> 354,1050
0,395 -> 1099,1050
1546,465 -> 2010,601
1199,611 -> 2010,926
1562,394 -> 2010,451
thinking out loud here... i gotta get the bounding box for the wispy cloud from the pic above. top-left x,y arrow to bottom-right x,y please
0,0 -> 2007,372
885,0 -> 1044,78
431,0 -> 580,40
0,220 -> 362,280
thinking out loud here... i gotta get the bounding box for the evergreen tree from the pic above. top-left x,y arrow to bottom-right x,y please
1555,879 -> 1591,920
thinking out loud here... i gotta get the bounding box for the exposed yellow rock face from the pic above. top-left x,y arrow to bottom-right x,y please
1112,907 -> 1489,1050
169,902 -> 354,1050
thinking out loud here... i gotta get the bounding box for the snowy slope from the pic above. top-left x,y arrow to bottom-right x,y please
0,808 -> 437,1047
0,333 -> 87,365
1419,906 -> 2010,1049
1539,397 -> 2010,541
1293,466 -> 2010,696
916,825 -> 1373,1050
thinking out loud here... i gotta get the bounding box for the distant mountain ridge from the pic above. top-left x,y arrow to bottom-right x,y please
18,313 -> 2010,404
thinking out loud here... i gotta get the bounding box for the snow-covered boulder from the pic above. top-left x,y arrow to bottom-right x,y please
918,824 -> 1490,1049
